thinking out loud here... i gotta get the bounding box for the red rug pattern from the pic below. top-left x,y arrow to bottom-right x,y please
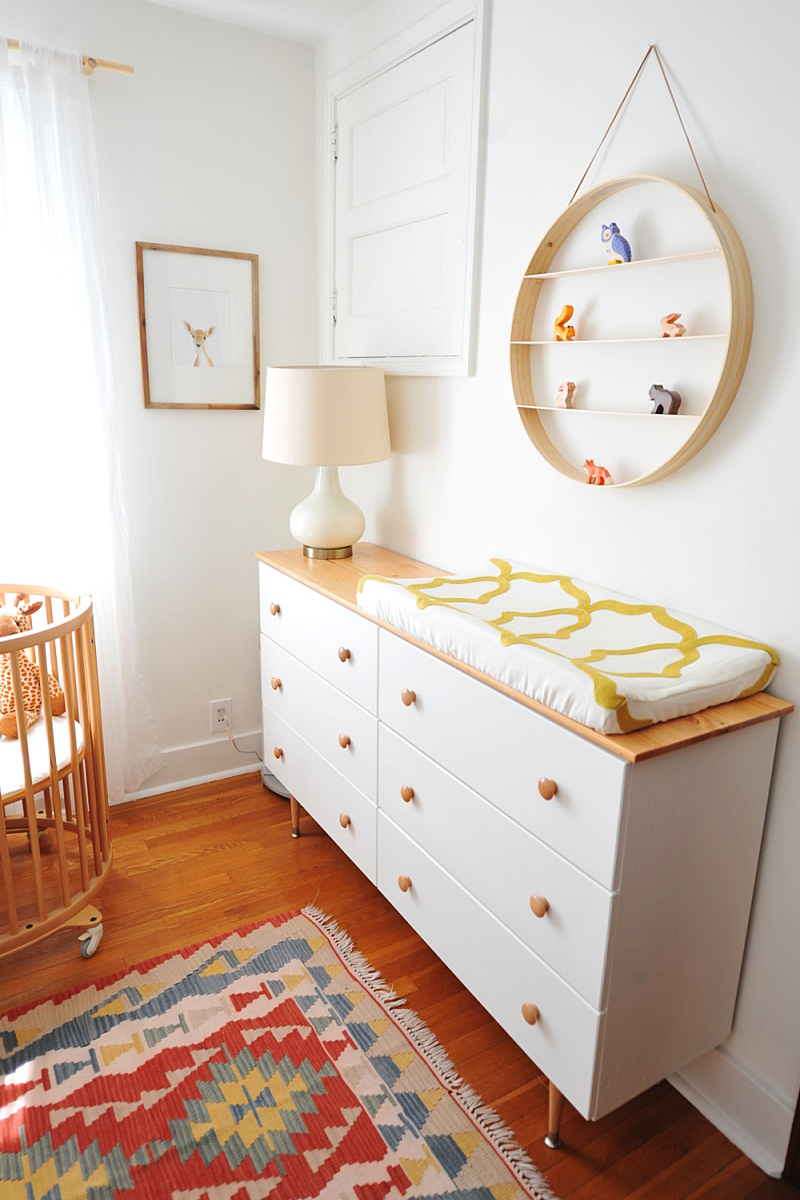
0,907 -> 556,1198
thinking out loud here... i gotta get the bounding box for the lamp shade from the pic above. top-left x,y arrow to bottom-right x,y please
262,366 -> 390,467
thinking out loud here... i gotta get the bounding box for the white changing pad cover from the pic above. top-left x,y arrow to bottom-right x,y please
356,558 -> 779,734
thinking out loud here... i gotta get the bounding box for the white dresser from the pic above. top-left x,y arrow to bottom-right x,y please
257,544 -> 791,1145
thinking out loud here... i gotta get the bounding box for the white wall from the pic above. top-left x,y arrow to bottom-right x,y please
5,0 -> 318,791
322,0 -> 800,1175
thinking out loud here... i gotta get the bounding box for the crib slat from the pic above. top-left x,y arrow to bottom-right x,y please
74,628 -> 103,874
60,635 -> 91,896
36,640 -> 72,909
8,653 -> 48,923
84,617 -> 110,859
0,812 -> 20,935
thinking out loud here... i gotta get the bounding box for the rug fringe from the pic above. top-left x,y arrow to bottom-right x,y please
302,905 -> 561,1200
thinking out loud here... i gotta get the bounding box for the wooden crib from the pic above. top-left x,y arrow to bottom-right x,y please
0,586 -> 110,961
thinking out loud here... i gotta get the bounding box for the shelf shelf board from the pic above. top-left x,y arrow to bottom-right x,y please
522,248 -> 722,281
511,333 -> 727,347
516,405 -> 700,420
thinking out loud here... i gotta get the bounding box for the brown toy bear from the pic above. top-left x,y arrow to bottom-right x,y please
0,595 -> 66,739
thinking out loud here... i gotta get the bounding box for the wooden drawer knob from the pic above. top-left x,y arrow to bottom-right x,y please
538,778 -> 558,801
338,733 -> 351,749
401,688 -> 417,707
339,813 -> 351,828
400,785 -> 415,803
397,874 -> 412,893
530,895 -> 550,918
338,646 -> 351,662
269,602 -> 280,616
521,1003 -> 541,1026
273,747 -> 284,760
270,676 -> 282,691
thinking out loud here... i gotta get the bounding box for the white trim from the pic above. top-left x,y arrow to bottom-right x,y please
321,0 -> 485,376
670,1047 -> 794,1176
119,728 -> 262,803
327,0 -> 478,97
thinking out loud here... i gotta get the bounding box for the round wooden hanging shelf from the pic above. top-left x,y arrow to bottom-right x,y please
509,175 -> 753,486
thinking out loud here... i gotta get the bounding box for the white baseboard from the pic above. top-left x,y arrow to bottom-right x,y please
119,728 -> 262,803
670,1046 -> 794,1177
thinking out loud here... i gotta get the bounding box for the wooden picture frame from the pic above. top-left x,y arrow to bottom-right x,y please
136,242 -> 260,409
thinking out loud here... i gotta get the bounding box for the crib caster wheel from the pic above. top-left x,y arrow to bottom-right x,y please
79,924 -> 103,958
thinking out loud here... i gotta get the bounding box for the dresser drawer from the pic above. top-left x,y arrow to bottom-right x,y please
378,725 -> 614,1008
261,636 -> 377,797
378,629 -> 626,888
259,562 -> 378,712
377,812 -> 601,1117
263,707 -> 377,881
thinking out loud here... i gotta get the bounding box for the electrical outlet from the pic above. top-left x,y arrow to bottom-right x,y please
210,697 -> 232,734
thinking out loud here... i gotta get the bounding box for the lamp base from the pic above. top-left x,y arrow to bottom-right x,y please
303,544 -> 353,559
289,466 -> 365,558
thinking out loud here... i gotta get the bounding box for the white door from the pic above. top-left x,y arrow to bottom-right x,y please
332,21 -> 477,368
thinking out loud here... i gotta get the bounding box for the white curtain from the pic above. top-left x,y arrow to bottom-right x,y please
0,40 -> 164,800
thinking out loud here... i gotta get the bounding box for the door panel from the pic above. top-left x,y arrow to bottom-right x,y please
334,22 -> 475,361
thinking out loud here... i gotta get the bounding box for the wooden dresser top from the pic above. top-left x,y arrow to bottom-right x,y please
256,544 -> 793,763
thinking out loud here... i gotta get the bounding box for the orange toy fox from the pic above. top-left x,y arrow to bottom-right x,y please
583,459 -> 611,485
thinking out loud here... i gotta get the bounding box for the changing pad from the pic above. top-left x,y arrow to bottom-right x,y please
356,558 -> 779,734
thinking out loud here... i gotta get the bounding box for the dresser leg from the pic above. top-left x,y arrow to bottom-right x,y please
544,1081 -> 564,1149
289,795 -> 301,838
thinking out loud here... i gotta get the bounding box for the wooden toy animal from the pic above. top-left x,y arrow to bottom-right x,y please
583,459 -> 611,485
553,304 -> 576,341
184,321 -> 216,367
660,312 -> 685,338
0,595 -> 66,739
556,380 -> 576,408
601,221 -> 631,264
649,383 -> 682,414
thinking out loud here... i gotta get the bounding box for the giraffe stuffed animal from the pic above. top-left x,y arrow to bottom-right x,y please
0,595 -> 66,739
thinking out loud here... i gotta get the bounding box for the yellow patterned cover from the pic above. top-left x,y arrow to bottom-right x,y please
356,558 -> 779,733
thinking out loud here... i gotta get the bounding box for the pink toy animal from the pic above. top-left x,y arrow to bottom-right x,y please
583,459 -> 611,485
660,312 -> 685,338
556,380 -> 576,409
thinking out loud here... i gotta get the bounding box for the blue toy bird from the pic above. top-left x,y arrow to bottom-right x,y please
601,222 -> 631,265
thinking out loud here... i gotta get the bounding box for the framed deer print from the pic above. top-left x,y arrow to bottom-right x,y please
136,243 -> 260,409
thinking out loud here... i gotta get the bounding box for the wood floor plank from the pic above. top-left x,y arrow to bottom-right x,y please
623,1129 -> 739,1199
566,1112 -> 730,1199
1,773 -> 795,1199
684,1159 -> 776,1200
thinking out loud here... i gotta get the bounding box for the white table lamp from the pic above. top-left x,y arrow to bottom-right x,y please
262,366 -> 391,558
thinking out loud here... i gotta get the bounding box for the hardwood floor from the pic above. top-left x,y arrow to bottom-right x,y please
1,771 -> 796,1199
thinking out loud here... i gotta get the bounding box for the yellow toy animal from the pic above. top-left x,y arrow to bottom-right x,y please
0,595 -> 66,739
553,304 -> 576,341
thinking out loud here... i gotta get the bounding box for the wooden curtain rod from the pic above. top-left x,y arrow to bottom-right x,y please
7,38 -> 134,76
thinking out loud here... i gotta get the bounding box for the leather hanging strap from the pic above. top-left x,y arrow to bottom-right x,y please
569,44 -> 715,212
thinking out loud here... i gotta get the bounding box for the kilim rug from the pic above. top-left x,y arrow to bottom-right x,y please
0,907 -> 558,1199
